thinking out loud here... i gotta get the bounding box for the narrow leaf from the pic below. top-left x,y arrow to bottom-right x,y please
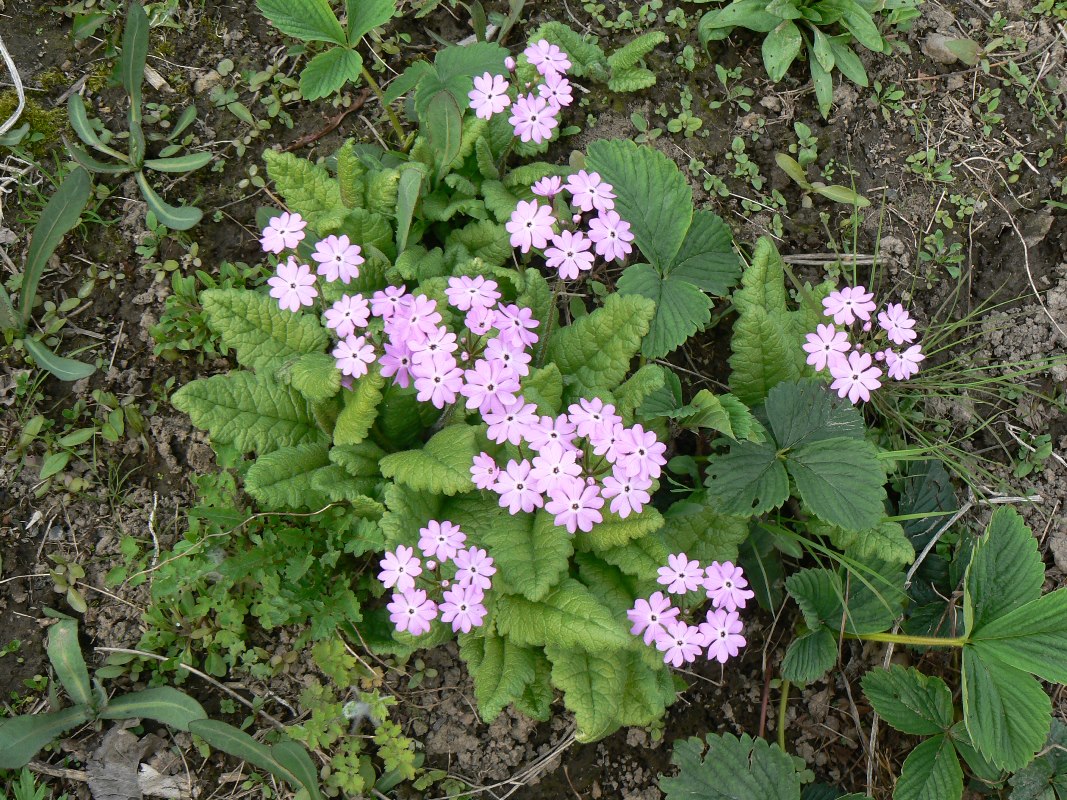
23,338 -> 96,381
99,687 -> 208,731
136,172 -> 202,231
46,619 -> 93,706
0,705 -> 94,769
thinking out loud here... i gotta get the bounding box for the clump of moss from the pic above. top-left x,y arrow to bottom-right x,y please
0,91 -> 69,157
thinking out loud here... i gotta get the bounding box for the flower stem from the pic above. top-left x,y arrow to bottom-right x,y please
777,679 -> 790,753
849,631 -> 968,648
360,64 -> 406,143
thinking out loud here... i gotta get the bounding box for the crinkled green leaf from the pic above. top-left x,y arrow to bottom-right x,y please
578,535 -> 669,592
521,364 -> 563,416
607,67 -> 657,93
245,442 -> 331,509
659,733 -> 801,800
201,289 -> 328,375
656,501 -> 749,566
459,633 -> 539,722
787,438 -> 886,532
895,735 -> 963,800
379,424 -> 479,496
607,30 -> 667,70
380,483 -> 444,549
545,293 -> 655,396
781,628 -> 837,684
330,440 -> 385,477
173,371 -> 327,454
812,519 -> 914,565
527,21 -> 605,77
614,364 -> 667,424
480,511 -> 573,602
581,505 -> 665,551
494,578 -> 634,652
861,666 -> 953,736
264,150 -> 344,230
332,369 -> 385,446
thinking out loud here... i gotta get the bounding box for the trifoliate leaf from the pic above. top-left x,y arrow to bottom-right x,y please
659,733 -> 801,800
479,511 -> 573,602
811,519 -> 914,565
861,666 -> 953,736
964,506 -> 1043,635
173,371 -> 327,454
787,438 -> 887,532
546,293 -> 655,396
202,289 -> 329,376
781,628 -> 837,684
668,209 -> 740,296
245,442 -> 331,509
705,439 -> 789,516
894,735 -> 963,800
785,565 -> 903,636
299,47 -> 362,100
682,390 -> 759,441
332,369 -> 385,446
971,590 -> 1067,684
494,579 -> 634,652
379,424 -> 479,496
617,262 -> 713,359
963,648 -> 1051,773
256,0 -> 344,43
264,150 -> 344,231
459,633 -> 540,722
764,378 -> 865,448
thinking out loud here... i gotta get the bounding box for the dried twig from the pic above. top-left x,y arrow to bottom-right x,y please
0,31 -> 24,136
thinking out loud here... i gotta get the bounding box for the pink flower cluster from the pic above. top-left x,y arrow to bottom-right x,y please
473,396 -> 666,534
628,557 -> 752,668
379,522 -> 495,636
467,39 -> 574,144
803,285 -> 925,404
505,171 -> 635,281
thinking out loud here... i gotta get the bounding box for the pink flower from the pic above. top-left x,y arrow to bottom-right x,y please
525,414 -> 577,452
704,562 -> 754,612
390,294 -> 442,339
445,275 -> 500,312
494,459 -> 543,514
379,545 -> 422,592
259,211 -> 306,254
388,588 -> 437,636
418,520 -> 467,562
524,39 -> 571,76
567,397 -> 620,439
545,478 -> 604,533
453,546 -> 496,592
465,306 -> 495,336
537,71 -> 573,107
886,344 -> 924,380
530,443 -> 583,495
822,285 -> 876,326
379,340 -> 414,388
508,93 -> 559,144
484,336 -> 531,377
494,303 -> 540,347
657,553 -> 705,595
371,286 -> 408,320
460,358 -> 520,413
877,303 -> 918,345
333,334 -> 376,378
566,170 -> 615,213
412,352 -> 464,408
311,234 -> 363,284
439,584 -> 488,633
325,294 -> 370,339
700,609 -> 746,664
628,592 -> 680,646
468,72 -> 511,120
410,326 -> 458,364
803,323 -> 851,372
601,472 -> 652,519
588,210 -> 634,262
268,257 -> 317,312
504,56 -> 516,71
655,620 -> 706,668
485,398 -> 539,446
532,175 -> 564,198
470,452 -> 499,490
829,350 -> 883,404
615,424 -> 667,481
506,200 -> 556,253
544,230 -> 595,280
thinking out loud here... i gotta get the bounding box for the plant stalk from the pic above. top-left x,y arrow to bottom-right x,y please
360,64 -> 405,142
777,679 -> 790,752
849,631 -> 968,648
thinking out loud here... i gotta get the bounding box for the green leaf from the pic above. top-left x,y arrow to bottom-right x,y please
264,150 -> 344,231
395,167 -> 423,254
659,732 -> 801,800
776,153 -> 812,189
0,705 -> 95,769
971,590 -> 1067,684
705,440 -> 789,516
585,139 -> 692,272
172,371 -> 328,454
23,339 -> 96,382
668,209 -> 740,294
425,91 -> 464,179
255,0 -> 346,44
346,0 -> 395,43
330,440 -> 385,477
1008,719 -> 1067,800
763,20 -> 803,81
964,507 -> 1043,635
787,438 -> 887,531
614,364 -> 667,424
379,424 -> 479,495
460,633 -> 539,722
828,36 -> 868,86
39,450 -> 71,480
20,168 -> 92,328
0,284 -> 16,330
895,735 -> 963,800
811,27 -> 835,72
781,628 -> 837,684
582,506 -> 665,551
481,511 -> 573,602
607,31 -> 667,70
861,666 -> 953,736
785,566 -> 902,636
300,47 -> 363,100
136,172 -> 202,231
202,289 -> 328,375
46,620 -> 93,706
99,687 -> 208,731
521,364 -> 564,416
494,578 -> 634,652
527,21 -> 606,77
433,41 -> 509,84
813,184 -> 870,207
143,152 -> 213,173
545,293 -> 655,396
616,263 -> 713,359
187,720 -> 314,795
656,502 -> 749,566
245,442 -> 331,509
813,519 -> 914,565
821,0 -> 884,52
120,0 -> 149,113
332,369 -> 385,446
271,741 -> 323,800
287,352 -> 342,403
765,379 -> 864,448
962,648 -> 1050,772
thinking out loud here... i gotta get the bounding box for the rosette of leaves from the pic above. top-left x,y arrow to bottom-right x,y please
784,508 -> 1067,797
65,2 -> 210,230
698,0 -> 890,117
527,21 -> 668,92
